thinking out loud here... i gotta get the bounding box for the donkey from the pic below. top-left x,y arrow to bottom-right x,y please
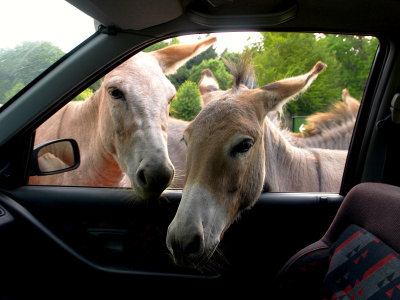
289,117 -> 356,149
167,117 -> 188,188
30,36 -> 216,200
166,59 -> 348,269
289,88 -> 359,150
299,88 -> 359,137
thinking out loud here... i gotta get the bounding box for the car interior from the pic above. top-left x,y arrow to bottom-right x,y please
0,0 -> 400,299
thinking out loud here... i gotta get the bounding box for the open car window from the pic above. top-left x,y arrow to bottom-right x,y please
29,32 -> 378,195
0,0 -> 94,105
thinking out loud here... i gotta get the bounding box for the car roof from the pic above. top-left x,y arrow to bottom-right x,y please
67,0 -> 398,35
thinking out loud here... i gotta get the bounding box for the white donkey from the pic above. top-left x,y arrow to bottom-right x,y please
30,37 -> 216,200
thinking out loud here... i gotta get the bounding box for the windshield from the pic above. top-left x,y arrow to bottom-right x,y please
0,0 -> 95,104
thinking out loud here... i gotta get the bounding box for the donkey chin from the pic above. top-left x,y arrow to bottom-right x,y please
168,237 -> 220,270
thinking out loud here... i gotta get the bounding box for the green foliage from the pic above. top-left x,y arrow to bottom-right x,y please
72,88 -> 94,101
0,41 -> 64,103
168,46 -> 219,89
220,49 -> 241,63
168,67 -> 191,90
251,32 -> 377,119
319,35 -> 378,100
187,58 -> 233,91
185,46 -> 218,70
170,81 -> 202,121
253,33 -> 339,117
143,37 -> 180,52
0,33 -> 377,131
3,82 -> 25,100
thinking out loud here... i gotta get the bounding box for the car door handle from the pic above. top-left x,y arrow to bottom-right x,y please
87,228 -> 128,253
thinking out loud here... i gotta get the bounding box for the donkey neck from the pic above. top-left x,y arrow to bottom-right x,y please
64,92 -> 124,186
263,118 -> 320,192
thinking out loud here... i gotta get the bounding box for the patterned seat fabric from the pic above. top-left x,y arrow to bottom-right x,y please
274,183 -> 400,300
322,224 -> 400,300
277,246 -> 330,299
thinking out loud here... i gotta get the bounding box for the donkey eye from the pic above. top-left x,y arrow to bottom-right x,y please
182,135 -> 188,146
231,138 -> 254,156
109,88 -> 125,100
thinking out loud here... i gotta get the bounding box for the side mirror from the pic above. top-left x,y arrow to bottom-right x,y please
31,138 -> 80,176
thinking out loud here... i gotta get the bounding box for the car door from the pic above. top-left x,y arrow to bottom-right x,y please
0,10 -> 391,300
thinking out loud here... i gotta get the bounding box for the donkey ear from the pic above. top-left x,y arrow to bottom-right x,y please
198,68 -> 220,96
258,61 -> 327,115
341,88 -> 350,102
342,88 -> 360,113
198,68 -> 221,107
151,36 -> 217,75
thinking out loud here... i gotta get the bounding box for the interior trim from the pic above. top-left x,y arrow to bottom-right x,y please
0,191 -> 219,280
186,4 -> 297,28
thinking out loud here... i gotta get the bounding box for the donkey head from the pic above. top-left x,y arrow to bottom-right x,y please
166,60 -> 326,268
100,37 -> 216,200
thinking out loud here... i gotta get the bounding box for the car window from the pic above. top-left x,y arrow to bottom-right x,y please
0,0 -> 94,105
29,32 -> 378,195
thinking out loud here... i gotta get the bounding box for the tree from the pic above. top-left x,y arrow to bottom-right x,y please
3,82 -> 24,101
252,33 -> 341,118
168,46 -> 219,89
186,58 -> 233,90
319,35 -> 378,100
251,32 -> 377,121
72,88 -> 94,101
143,37 -> 180,52
184,46 -> 218,70
220,48 -> 241,63
0,41 -> 64,103
170,81 -> 202,121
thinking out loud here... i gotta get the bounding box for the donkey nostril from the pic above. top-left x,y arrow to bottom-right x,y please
184,234 -> 203,256
137,169 -> 147,186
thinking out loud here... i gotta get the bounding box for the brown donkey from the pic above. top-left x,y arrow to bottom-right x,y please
30,37 -> 216,200
166,60 -> 347,269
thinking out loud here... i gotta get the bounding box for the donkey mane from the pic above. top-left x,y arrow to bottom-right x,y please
223,52 -> 258,90
301,89 -> 359,136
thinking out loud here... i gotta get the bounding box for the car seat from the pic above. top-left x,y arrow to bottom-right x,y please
274,182 -> 400,299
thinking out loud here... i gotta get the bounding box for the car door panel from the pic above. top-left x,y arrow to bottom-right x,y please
0,186 -> 342,298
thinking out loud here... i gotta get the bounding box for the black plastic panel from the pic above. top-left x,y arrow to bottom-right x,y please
0,186 -> 342,299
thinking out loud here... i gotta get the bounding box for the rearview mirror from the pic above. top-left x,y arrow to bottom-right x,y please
31,138 -> 80,176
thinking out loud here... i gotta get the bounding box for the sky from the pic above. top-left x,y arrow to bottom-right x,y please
0,0 -> 95,52
0,0 -> 262,54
